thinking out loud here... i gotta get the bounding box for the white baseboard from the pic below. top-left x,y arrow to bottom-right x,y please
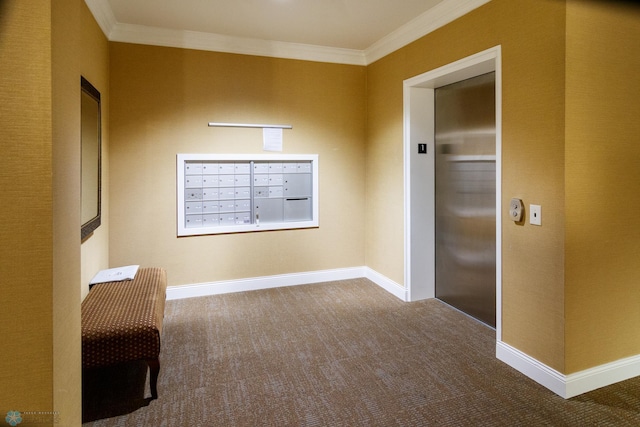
565,352 -> 640,398
496,341 -> 567,397
497,340 -> 640,398
167,266 -> 368,300
167,266 -> 407,301
364,267 -> 407,301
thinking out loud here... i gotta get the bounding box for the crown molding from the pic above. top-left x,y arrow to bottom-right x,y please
84,0 -> 490,66
365,0 -> 492,64
109,23 -> 367,65
84,0 -> 117,39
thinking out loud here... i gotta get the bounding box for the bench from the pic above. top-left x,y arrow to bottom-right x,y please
81,267 -> 167,399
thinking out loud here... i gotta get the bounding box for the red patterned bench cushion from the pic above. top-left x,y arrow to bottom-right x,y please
82,267 -> 167,368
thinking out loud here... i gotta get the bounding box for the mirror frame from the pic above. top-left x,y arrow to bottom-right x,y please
80,76 -> 102,240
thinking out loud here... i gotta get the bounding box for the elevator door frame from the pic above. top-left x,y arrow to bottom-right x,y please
403,46 -> 502,339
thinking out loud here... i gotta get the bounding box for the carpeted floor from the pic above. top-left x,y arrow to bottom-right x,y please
82,278 -> 640,426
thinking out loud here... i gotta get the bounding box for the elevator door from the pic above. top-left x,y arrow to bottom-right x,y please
434,72 -> 496,327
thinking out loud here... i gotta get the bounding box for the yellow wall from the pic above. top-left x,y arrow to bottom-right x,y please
0,0 -> 108,424
108,44 -> 366,287
565,1 -> 640,373
52,0 -> 80,423
78,2 -> 110,302
3,4 -> 639,422
52,0 -> 109,424
0,0 -> 54,413
108,0 -> 640,376
367,0 -> 567,371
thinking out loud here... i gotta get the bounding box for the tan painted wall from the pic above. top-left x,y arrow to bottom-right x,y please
52,0 -> 81,423
109,0 -> 640,376
0,0 -> 54,413
3,6 -> 633,421
565,1 -> 640,373
366,0 -> 568,371
78,2 -> 110,302
0,0 -> 107,424
109,44 -> 366,287
52,0 -> 109,424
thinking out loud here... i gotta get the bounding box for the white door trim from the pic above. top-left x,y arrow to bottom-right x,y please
403,46 -> 502,339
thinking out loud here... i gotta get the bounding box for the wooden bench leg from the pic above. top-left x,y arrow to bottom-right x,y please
147,358 -> 160,399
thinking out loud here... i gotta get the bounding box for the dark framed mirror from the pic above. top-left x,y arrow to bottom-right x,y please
81,76 -> 101,240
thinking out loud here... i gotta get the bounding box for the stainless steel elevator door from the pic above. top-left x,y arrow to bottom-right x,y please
434,72 -> 496,328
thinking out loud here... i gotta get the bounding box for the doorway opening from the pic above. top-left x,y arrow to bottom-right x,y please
403,46 -> 502,336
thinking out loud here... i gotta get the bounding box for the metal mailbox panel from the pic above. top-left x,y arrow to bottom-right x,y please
254,174 -> 270,186
284,198 -> 312,222
282,162 -> 297,173
254,187 -> 269,198
269,174 -> 284,185
235,199 -> 251,212
235,213 -> 252,224
185,214 -> 203,228
185,162 -> 203,175
185,175 -> 203,188
219,201 -> 236,213
235,175 -> 251,186
269,186 -> 284,198
235,163 -> 251,174
202,162 -> 218,174
202,202 -> 220,214
219,213 -> 236,225
202,214 -> 219,226
269,163 -> 283,173
202,175 -> 219,187
218,188 -> 236,200
254,163 -> 269,174
283,174 -> 312,197
185,188 -> 203,200
178,154 -> 317,235
296,162 -> 312,173
218,163 -> 235,174
255,198 -> 283,223
185,201 -> 203,214
235,187 -> 251,199
218,175 -> 235,187
202,188 -> 219,200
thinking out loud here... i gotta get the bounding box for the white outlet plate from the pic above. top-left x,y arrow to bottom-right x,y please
530,204 -> 541,226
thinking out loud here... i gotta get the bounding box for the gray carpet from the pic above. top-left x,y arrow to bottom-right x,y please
82,278 -> 640,426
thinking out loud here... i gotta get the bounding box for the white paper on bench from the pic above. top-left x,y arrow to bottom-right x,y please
90,265 -> 140,285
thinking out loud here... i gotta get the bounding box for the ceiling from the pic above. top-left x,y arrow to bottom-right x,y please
85,0 -> 490,65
